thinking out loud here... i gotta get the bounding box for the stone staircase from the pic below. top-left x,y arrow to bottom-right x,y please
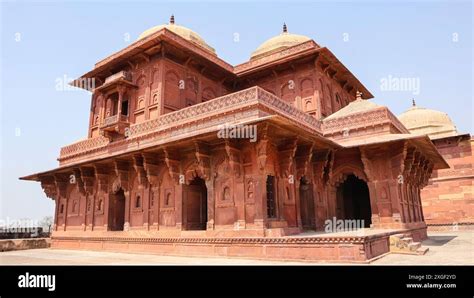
389,233 -> 429,255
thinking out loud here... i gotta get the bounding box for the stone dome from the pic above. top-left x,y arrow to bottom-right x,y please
324,92 -> 381,121
398,101 -> 458,139
250,23 -> 311,60
138,15 -> 216,54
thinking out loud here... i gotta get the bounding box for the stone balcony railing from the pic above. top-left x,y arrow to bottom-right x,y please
60,136 -> 110,159
58,86 -> 323,164
100,114 -> 129,130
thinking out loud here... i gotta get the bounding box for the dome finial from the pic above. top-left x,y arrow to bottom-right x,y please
283,22 -> 288,33
412,98 -> 416,107
356,90 -> 363,101
170,14 -> 175,25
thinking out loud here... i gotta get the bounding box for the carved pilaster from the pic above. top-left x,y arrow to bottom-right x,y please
142,152 -> 163,187
278,137 -> 298,178
133,154 -> 148,189
360,147 -> 375,182
194,141 -> 211,180
79,166 -> 95,195
72,168 -> 85,195
224,139 -> 242,179
256,124 -> 269,173
296,143 -> 314,180
54,173 -> 69,199
94,165 -> 109,193
164,148 -> 181,184
113,159 -> 130,193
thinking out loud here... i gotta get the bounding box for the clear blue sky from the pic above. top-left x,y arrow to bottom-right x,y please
1,0 -> 472,222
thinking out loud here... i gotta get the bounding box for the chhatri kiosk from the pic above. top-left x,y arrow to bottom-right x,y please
22,16 -> 449,262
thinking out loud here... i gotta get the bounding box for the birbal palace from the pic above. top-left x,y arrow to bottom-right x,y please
21,16 -> 473,262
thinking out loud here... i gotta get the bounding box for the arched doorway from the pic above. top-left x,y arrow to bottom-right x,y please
108,188 -> 126,231
183,177 -> 208,230
337,175 -> 372,227
299,177 -> 315,230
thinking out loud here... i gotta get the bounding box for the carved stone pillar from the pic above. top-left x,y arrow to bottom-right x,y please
255,128 -> 269,229
205,179 -> 215,230
143,152 -> 163,230
94,165 -> 109,231
164,148 -> 182,229
225,140 -> 245,229
54,174 -> 69,231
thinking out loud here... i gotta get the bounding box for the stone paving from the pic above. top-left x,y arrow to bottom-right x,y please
0,231 -> 472,265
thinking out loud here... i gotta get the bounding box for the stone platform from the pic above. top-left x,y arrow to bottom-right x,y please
50,227 -> 428,263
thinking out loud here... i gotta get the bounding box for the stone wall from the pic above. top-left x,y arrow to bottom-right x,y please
421,136 -> 473,229
0,238 -> 51,252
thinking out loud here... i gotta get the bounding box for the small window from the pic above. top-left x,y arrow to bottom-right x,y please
60,204 -> 64,214
223,187 -> 231,201
97,199 -> 103,211
121,100 -> 129,116
165,192 -> 172,206
72,201 -> 78,213
135,195 -> 141,208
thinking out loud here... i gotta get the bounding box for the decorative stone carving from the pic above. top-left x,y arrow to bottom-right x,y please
278,138 -> 298,178
164,148 -> 181,184
40,176 -> 57,200
94,165 -> 109,193
194,141 -> 211,180
224,140 -> 241,178
79,167 -> 95,195
113,159 -> 130,192
54,173 -> 69,198
256,123 -> 269,173
132,154 -> 148,189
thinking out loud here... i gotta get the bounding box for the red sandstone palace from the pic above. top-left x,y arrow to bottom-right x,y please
21,16 -> 472,262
